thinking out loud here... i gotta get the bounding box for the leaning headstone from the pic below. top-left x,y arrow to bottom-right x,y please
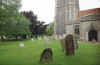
40,48 -> 53,64
19,43 -> 24,48
65,34 -> 75,56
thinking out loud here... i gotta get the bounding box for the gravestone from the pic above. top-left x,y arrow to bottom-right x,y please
19,43 -> 24,48
40,48 -> 53,64
31,38 -> 34,41
65,34 -> 75,56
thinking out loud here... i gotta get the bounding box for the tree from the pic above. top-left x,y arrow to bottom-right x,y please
8,13 -> 30,39
0,13 -> 30,40
21,11 -> 48,38
0,0 -> 21,36
46,22 -> 54,36
0,0 -> 31,40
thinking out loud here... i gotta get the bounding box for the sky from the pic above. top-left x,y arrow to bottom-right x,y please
20,0 -> 100,24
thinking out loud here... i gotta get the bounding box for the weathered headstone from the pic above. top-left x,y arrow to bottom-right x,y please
40,48 -> 53,64
19,43 -> 24,48
65,34 -> 75,56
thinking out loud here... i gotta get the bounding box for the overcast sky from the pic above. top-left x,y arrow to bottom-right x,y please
20,0 -> 100,24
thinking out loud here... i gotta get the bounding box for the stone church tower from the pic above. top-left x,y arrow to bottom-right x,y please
54,0 -> 79,39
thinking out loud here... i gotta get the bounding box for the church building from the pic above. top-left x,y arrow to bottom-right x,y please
79,8 -> 100,42
54,0 -> 100,42
54,0 -> 79,39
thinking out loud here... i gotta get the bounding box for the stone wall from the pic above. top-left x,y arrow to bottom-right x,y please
55,0 -> 79,37
66,24 -> 74,35
80,20 -> 100,42
55,0 -> 66,35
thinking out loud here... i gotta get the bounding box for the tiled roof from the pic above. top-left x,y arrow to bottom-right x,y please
77,8 -> 100,19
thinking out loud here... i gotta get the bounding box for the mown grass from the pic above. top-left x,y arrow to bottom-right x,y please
0,40 -> 100,65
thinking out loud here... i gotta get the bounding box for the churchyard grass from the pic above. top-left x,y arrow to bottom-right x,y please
0,40 -> 100,65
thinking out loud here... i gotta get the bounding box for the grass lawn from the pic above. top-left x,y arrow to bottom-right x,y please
0,40 -> 100,65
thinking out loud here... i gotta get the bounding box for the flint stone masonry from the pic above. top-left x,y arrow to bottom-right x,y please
55,0 -> 100,42
55,0 -> 79,39
79,8 -> 100,42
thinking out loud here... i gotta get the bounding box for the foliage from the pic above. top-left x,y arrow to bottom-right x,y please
0,0 -> 31,40
21,11 -> 48,37
0,0 -> 21,35
0,13 -> 30,39
0,0 -> 21,22
10,13 -> 30,36
46,22 -> 54,36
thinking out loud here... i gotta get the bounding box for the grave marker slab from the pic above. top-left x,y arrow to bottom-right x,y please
65,34 -> 75,56
19,43 -> 24,48
40,48 -> 53,64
